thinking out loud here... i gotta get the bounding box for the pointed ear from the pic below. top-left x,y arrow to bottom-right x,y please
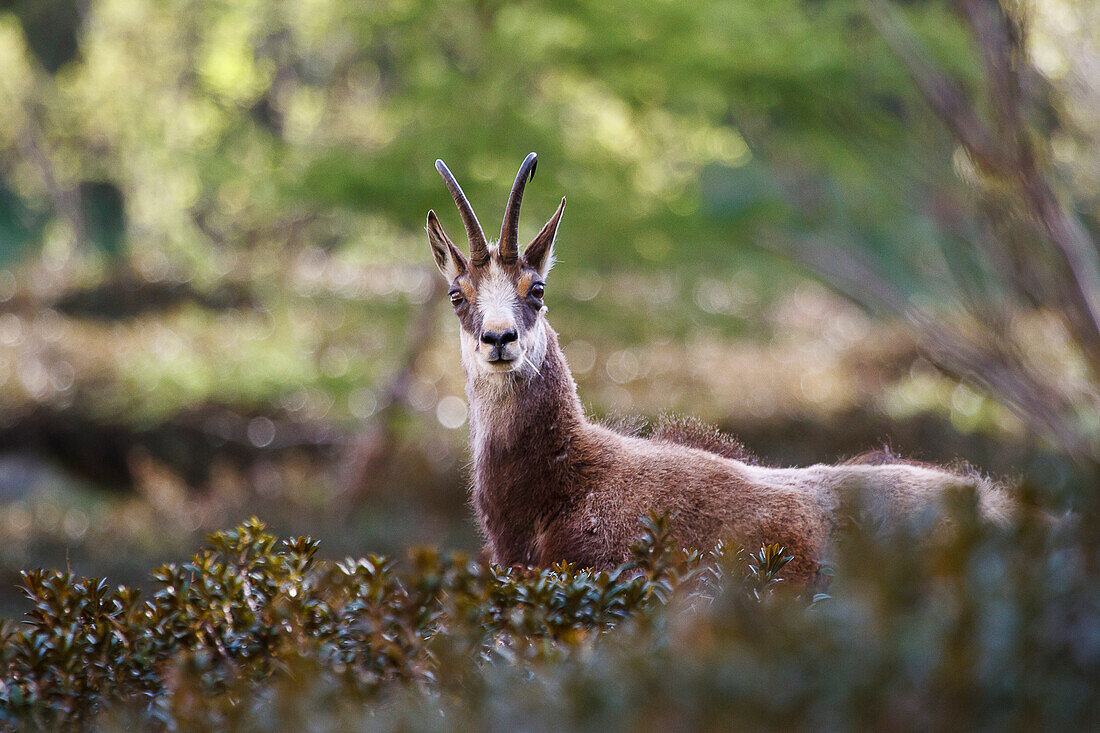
426,210 -> 468,281
523,197 -> 565,279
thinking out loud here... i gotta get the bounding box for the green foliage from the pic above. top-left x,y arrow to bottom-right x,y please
3,497 -> 1100,731
0,0 -> 974,275
0,513 -> 765,729
0,0 -> 1081,497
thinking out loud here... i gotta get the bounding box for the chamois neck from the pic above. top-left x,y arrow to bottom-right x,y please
465,326 -> 586,565
465,326 -> 584,456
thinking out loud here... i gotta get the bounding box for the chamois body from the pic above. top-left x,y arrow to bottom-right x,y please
427,153 -> 1012,583
468,324 -> 1010,582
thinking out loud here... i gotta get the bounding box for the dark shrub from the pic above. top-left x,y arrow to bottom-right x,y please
3,492 -> 1099,731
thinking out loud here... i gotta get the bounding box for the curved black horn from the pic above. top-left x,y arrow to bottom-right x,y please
435,159 -> 488,265
499,152 -> 538,263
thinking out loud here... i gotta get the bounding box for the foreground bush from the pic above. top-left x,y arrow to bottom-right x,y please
3,490 -> 1100,731
0,514 -> 777,729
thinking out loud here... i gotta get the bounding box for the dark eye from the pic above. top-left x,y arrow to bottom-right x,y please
449,290 -> 464,307
530,282 -> 545,299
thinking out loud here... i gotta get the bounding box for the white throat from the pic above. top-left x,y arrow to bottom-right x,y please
463,318 -> 550,460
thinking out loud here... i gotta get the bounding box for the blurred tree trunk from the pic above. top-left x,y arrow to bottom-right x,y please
339,275 -> 445,508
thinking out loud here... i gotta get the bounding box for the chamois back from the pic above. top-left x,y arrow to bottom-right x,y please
651,414 -> 759,464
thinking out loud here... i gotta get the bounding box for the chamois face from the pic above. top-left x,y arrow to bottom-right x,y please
446,249 -> 550,377
426,154 -> 565,382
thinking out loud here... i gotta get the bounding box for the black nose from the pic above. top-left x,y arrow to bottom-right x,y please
481,329 -> 518,347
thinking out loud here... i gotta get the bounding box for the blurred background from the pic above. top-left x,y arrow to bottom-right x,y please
0,0 -> 1096,615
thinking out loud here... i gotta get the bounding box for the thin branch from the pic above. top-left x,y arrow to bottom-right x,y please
960,0 -> 1025,149
864,0 -> 1010,175
756,231 -> 913,316
765,230 -> 1094,463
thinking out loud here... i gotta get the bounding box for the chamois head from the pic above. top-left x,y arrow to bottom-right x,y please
427,153 -> 566,381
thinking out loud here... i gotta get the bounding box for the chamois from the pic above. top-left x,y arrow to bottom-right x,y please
426,153 -> 1013,583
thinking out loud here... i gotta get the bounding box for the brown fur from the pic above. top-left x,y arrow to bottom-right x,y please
467,328 -> 845,582
651,414 -> 759,464
467,330 -> 1012,582
428,154 -> 1015,585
